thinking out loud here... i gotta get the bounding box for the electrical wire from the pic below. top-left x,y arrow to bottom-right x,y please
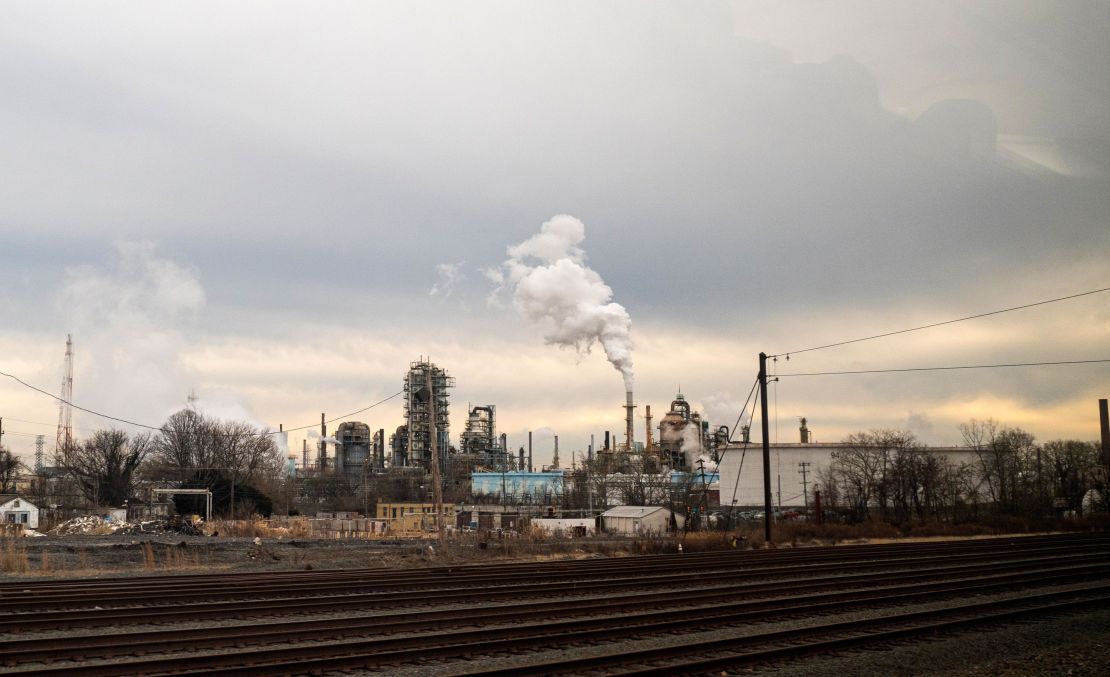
0,367 -> 402,436
771,285 -> 1110,359
773,358 -> 1110,378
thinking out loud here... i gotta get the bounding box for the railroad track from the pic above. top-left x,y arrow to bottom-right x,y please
2,531 -> 1107,675
5,533 -> 1106,613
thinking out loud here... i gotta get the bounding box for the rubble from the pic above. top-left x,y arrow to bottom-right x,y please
48,515 -> 206,537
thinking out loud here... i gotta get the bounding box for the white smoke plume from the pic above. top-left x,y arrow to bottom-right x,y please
57,242 -> 206,430
491,215 -> 635,389
56,243 -> 265,434
307,429 -> 338,445
429,262 -> 465,299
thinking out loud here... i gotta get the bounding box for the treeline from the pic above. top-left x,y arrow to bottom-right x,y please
45,408 -> 282,517
819,419 -> 1106,524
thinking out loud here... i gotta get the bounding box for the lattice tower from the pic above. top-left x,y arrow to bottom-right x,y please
55,334 -> 74,463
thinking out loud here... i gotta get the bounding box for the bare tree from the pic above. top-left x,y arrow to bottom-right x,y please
1043,440 -> 1102,513
65,430 -> 152,506
150,409 -> 281,484
148,409 -> 282,516
0,446 -> 24,494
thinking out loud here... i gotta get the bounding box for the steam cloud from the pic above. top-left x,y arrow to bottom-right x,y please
429,262 -> 465,299
490,215 -> 634,390
56,242 -> 263,432
57,242 -> 206,430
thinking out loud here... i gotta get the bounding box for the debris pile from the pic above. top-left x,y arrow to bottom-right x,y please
48,516 -> 206,537
49,516 -> 115,535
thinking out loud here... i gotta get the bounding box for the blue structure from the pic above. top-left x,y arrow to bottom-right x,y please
472,471 -> 564,502
671,470 -> 719,486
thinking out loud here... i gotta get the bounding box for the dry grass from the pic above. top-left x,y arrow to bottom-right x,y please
210,516 -> 312,539
1,539 -> 30,573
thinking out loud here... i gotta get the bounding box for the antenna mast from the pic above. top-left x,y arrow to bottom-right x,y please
55,334 -> 74,464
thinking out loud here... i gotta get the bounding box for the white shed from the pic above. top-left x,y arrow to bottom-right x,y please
601,506 -> 672,536
0,495 -> 40,530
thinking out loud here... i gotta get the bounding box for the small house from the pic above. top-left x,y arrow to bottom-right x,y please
0,495 -> 40,530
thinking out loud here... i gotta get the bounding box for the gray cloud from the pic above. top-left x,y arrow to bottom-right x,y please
1,2 -> 1107,457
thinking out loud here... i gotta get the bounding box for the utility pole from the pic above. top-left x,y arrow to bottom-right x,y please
798,461 -> 812,511
758,352 -> 773,544
1100,399 -> 1110,470
427,371 -> 444,544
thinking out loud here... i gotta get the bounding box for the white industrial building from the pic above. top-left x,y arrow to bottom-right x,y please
530,518 -> 596,537
717,442 -> 977,509
0,495 -> 40,529
601,506 -> 673,535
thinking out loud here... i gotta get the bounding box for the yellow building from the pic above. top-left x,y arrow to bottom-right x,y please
375,502 -> 457,532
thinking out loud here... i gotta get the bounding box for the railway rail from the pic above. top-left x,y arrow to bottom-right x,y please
1,531 -> 1107,676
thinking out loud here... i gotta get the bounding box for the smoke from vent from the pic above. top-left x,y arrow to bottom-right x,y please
489,215 -> 634,389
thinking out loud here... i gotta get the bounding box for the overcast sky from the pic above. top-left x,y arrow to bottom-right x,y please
2,1 -> 1108,467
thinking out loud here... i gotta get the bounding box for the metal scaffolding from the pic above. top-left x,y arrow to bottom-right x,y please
402,359 -> 455,471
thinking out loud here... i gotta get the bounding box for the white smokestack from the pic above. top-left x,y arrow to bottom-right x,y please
490,214 -> 635,389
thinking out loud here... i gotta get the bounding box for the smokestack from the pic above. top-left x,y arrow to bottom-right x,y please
625,390 -> 635,452
604,430 -> 610,452
645,405 -> 654,452
319,413 -> 327,470
302,439 -> 308,471
589,434 -> 594,461
528,431 -> 533,472
553,435 -> 560,469
1100,399 -> 1110,467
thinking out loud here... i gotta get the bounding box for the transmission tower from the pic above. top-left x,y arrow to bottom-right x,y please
34,434 -> 45,473
55,334 -> 74,465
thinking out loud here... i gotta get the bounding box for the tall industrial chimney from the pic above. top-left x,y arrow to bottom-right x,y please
644,405 -> 654,453
624,390 -> 635,452
553,435 -> 560,469
319,413 -> 327,470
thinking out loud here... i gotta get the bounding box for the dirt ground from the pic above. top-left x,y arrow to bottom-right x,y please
2,533 -> 637,578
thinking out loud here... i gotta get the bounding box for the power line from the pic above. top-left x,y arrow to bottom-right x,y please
0,367 -> 402,436
774,358 -> 1110,378
772,285 -> 1110,359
